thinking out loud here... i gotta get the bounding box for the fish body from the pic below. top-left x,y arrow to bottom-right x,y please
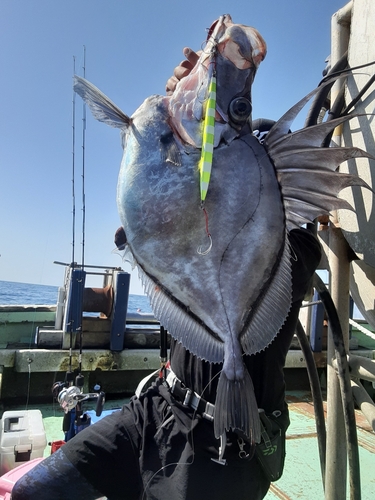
118,100 -> 286,342
74,15 -> 371,443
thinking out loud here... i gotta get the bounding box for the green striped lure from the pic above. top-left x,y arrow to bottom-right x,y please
197,61 -> 216,255
199,72 -> 216,202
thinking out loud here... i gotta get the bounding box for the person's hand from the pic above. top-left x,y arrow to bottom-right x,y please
166,47 -> 200,95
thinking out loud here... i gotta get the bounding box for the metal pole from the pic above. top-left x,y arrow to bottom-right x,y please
0,365 -> 3,401
325,4 -> 352,499
326,225 -> 350,499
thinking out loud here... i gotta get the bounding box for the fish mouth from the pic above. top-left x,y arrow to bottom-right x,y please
168,15 -> 267,147
205,15 -> 266,69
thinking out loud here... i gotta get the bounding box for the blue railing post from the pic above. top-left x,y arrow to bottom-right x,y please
110,271 -> 130,351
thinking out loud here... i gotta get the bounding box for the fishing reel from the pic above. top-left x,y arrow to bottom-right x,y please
52,380 -> 105,417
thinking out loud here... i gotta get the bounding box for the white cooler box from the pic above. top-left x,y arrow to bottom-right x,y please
0,410 -> 47,476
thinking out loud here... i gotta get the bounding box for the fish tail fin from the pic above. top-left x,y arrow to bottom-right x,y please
214,369 -> 261,444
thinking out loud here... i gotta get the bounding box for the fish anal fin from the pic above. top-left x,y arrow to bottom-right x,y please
139,265 -> 224,363
241,231 -> 292,355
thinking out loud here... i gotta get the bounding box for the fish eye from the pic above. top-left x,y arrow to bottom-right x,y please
160,132 -> 174,144
228,97 -> 252,124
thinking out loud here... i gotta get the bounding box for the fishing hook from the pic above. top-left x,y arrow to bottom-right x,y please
197,205 -> 213,255
197,234 -> 212,255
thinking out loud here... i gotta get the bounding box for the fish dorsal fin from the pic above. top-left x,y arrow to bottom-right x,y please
241,230 -> 292,355
261,78 -> 373,231
267,114 -> 356,154
137,265 -> 225,364
265,74 -> 346,147
273,146 -> 373,170
74,76 -> 131,129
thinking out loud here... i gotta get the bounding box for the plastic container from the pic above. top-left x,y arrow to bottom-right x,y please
50,440 -> 65,454
0,458 -> 44,499
0,410 -> 47,476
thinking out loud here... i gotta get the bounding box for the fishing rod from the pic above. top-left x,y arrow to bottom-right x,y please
72,56 -> 77,270
68,55 -> 77,379
81,45 -> 87,274
53,55 -> 80,437
52,48 -> 107,442
74,46 -> 86,381
75,46 -> 87,425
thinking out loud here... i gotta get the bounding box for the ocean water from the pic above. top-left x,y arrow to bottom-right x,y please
0,280 -> 152,313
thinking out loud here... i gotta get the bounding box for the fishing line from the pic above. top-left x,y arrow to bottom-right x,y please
200,39 -> 214,54
319,59 -> 375,87
141,368 -> 223,500
288,240 -> 298,262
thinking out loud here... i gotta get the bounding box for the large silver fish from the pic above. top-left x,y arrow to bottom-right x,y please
74,15 -> 371,444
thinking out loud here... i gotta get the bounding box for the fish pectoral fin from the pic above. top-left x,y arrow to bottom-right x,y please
262,77 -> 373,232
74,76 -> 131,129
160,132 -> 182,166
263,73 -> 349,145
214,369 -> 261,444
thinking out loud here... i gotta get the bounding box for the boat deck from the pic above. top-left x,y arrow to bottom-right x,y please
4,390 -> 374,499
0,304 -> 374,498
267,392 -> 375,499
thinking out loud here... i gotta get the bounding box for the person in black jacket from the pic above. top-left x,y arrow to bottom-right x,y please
12,50 -> 322,500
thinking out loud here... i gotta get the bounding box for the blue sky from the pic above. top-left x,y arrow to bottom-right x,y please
0,0 -> 347,294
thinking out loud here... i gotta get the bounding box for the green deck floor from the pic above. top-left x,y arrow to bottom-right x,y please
4,391 -> 375,499
266,393 -> 375,500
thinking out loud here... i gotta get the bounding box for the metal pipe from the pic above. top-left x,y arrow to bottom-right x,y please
54,287 -> 65,330
314,273 -> 361,500
0,365 -> 3,401
160,326 -> 168,366
326,227 -> 350,500
348,354 -> 375,382
325,4 -> 353,499
351,379 -> 375,431
296,320 -> 326,485
54,261 -> 122,271
125,312 -> 159,324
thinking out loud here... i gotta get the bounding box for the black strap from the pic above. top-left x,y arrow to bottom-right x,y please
166,371 -> 215,421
